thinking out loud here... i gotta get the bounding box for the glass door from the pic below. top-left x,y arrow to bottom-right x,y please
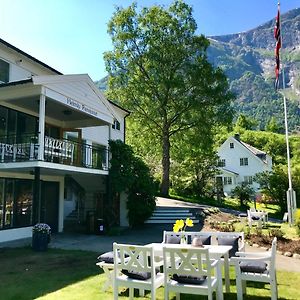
61,129 -> 82,166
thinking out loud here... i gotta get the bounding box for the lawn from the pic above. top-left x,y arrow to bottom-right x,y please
1,247 -> 300,299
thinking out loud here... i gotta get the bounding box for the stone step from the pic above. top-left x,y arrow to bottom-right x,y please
152,212 -> 193,216
145,218 -> 200,224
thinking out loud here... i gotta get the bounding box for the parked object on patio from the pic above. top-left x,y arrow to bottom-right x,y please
231,237 -> 277,300
96,218 -> 105,235
32,223 -> 51,251
113,243 -> 164,300
163,244 -> 223,300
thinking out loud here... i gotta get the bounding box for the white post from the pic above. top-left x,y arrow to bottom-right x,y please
277,1 -> 296,225
38,88 -> 46,161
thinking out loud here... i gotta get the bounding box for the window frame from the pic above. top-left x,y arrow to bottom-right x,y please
0,59 -> 9,83
240,157 -> 248,166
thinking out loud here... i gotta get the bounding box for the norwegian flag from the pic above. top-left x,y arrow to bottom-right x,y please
274,5 -> 281,89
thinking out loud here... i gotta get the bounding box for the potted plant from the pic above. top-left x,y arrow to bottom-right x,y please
32,223 -> 51,251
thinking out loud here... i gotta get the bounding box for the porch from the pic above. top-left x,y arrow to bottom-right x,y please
0,133 -> 108,170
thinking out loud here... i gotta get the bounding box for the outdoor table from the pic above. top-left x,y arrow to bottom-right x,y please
145,243 -> 232,293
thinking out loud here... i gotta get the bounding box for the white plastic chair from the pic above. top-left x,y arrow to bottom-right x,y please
163,245 -> 223,300
231,237 -> 278,300
113,243 -> 164,300
247,209 -> 262,228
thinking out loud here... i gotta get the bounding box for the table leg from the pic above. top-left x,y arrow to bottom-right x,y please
223,253 -> 230,293
216,260 -> 224,300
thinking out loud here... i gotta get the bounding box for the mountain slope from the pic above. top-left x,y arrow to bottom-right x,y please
207,8 -> 300,130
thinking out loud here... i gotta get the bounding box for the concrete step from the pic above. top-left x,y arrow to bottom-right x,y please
145,218 -> 200,224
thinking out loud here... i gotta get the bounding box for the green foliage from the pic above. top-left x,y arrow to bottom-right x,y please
234,114 -> 258,131
104,0 -> 234,196
295,209 -> 300,236
254,167 -> 289,213
231,182 -> 255,207
265,116 -> 282,133
109,140 -> 157,227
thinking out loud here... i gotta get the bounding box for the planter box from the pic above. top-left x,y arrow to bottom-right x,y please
32,232 -> 49,251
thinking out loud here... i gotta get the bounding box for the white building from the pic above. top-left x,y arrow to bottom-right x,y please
216,134 -> 272,195
0,38 -> 129,243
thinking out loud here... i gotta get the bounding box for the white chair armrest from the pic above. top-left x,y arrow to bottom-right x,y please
231,255 -> 272,263
235,251 -> 270,257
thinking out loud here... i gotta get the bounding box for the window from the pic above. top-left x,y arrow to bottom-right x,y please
230,142 -> 234,149
217,159 -> 226,167
240,157 -> 248,166
112,119 -> 120,130
223,177 -> 232,185
244,176 -> 253,184
0,59 -> 9,83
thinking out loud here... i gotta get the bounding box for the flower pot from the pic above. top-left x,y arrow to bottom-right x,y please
32,232 -> 49,251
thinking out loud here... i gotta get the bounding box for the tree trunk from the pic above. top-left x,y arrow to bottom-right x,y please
160,130 -> 170,196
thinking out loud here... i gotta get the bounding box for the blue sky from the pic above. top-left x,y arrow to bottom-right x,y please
0,0 -> 299,80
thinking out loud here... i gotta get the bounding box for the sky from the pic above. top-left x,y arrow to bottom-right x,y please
0,0 -> 299,80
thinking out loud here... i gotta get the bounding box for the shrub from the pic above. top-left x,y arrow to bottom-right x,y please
295,209 -> 300,236
268,228 -> 284,239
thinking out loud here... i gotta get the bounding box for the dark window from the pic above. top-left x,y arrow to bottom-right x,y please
240,157 -> 248,166
0,59 -> 9,83
230,142 -> 234,149
217,159 -> 226,167
112,119 -> 120,130
223,177 -> 232,185
0,179 -> 4,228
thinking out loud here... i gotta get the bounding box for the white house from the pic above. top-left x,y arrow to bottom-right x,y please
0,38 -> 129,243
216,134 -> 272,195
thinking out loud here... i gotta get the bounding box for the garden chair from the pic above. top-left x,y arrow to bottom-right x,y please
163,244 -> 223,300
247,209 -> 262,228
231,237 -> 277,300
113,243 -> 164,300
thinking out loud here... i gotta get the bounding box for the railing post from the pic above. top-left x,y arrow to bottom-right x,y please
38,89 -> 46,161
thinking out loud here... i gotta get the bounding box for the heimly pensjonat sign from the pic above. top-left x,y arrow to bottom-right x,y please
66,97 -> 98,116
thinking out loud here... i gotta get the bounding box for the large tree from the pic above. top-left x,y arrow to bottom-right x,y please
104,0 -> 234,196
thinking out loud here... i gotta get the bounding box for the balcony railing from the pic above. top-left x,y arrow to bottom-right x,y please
0,134 -> 108,170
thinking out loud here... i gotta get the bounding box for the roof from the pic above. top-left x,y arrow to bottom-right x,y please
0,38 -> 62,75
233,136 -> 268,162
0,78 -> 32,88
221,168 -> 239,176
108,99 -> 130,115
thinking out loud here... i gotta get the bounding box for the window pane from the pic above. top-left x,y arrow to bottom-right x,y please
0,106 -> 8,138
0,178 -> 4,228
0,59 -> 9,83
14,179 -> 33,227
4,179 -> 14,228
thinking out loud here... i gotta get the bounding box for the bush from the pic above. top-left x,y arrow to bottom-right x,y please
295,209 -> 300,236
109,140 -> 158,227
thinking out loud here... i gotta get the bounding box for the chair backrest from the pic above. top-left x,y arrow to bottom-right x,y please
249,207 -> 256,213
113,242 -> 156,276
163,245 -> 212,284
269,237 -> 277,274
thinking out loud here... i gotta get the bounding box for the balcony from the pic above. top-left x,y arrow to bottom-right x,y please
0,134 -> 108,171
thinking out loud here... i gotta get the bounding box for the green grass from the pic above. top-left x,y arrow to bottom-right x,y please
1,247 -> 300,299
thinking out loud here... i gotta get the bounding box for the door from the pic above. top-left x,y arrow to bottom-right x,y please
61,129 -> 82,166
41,181 -> 59,233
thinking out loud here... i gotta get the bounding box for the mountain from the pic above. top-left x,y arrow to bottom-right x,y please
96,8 -> 300,130
207,8 -> 300,130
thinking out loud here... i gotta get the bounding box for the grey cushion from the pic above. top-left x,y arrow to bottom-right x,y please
190,235 -> 211,245
97,251 -> 128,263
252,216 -> 260,220
97,251 -> 114,263
121,269 -> 151,280
240,261 -> 267,273
172,274 -> 207,284
217,236 -> 239,257
165,235 -> 181,244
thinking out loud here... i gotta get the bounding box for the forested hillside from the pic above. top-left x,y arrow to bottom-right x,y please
207,8 -> 300,130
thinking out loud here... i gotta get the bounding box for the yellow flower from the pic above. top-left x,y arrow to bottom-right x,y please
173,219 -> 184,232
185,218 -> 194,227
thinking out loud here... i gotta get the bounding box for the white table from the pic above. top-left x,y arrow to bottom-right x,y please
146,243 -> 232,293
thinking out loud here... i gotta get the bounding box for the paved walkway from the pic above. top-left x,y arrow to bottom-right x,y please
1,197 -> 299,272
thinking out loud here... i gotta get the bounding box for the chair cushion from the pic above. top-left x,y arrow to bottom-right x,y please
172,274 -> 207,285
97,251 -> 114,263
252,216 -> 260,221
239,261 -> 268,273
217,236 -> 239,257
97,251 -> 128,263
190,235 -> 211,245
165,235 -> 181,244
121,269 -> 151,280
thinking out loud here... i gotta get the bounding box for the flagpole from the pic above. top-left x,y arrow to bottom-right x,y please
277,1 -> 296,225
